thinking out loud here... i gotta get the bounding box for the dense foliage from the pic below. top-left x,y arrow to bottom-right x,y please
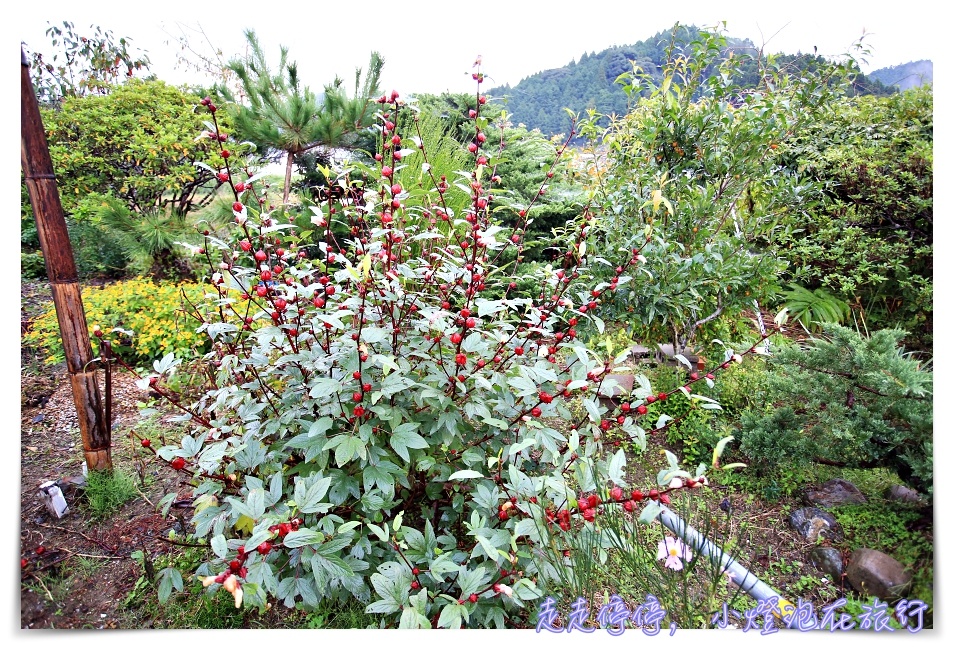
36,79 -> 225,218
775,85 -> 933,351
24,278 -> 207,366
739,325 -> 933,496
133,64 -> 760,626
579,27 -> 852,354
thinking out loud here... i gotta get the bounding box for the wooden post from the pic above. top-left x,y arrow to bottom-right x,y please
20,48 -> 111,471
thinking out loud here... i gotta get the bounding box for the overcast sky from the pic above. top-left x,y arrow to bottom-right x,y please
15,0 -> 937,97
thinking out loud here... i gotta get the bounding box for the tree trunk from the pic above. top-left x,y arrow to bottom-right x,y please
21,47 -> 111,470
282,150 -> 295,205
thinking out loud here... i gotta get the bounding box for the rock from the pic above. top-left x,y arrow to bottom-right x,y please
655,344 -> 700,367
846,548 -> 912,600
885,484 -> 924,504
809,546 -> 844,581
804,479 -> 868,508
629,344 -> 652,360
789,507 -> 843,543
598,374 -> 635,410
31,413 -> 45,424
599,374 -> 634,398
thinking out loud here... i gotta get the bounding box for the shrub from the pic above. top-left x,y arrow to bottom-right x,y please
21,251 -> 46,280
739,324 -> 933,496
138,68 -> 768,628
23,278 -> 208,366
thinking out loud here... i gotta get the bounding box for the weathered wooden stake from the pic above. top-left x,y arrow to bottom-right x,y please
21,48 -> 111,470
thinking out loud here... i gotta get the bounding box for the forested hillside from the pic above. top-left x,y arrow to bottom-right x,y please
868,60 -> 933,91
489,24 -> 898,137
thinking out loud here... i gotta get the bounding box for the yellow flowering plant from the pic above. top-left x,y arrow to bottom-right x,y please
24,277 -> 209,366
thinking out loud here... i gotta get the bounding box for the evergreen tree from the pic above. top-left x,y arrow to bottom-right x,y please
223,30 -> 384,203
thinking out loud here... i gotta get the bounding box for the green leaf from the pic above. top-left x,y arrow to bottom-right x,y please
438,603 -> 467,629
283,528 -> 325,548
389,423 -> 427,462
638,500 -> 663,524
157,567 -> 183,604
211,534 -> 228,559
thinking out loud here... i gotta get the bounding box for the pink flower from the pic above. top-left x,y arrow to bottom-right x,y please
669,477 -> 684,489
657,536 -> 693,571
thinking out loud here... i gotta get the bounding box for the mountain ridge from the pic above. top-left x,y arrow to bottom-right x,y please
488,25 -> 928,137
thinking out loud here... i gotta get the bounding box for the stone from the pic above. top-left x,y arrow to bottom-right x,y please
809,546 -> 844,581
789,507 -> 843,543
846,548 -> 912,600
655,343 -> 700,367
598,374 -> 634,410
885,484 -> 924,504
629,344 -> 652,359
804,479 -> 868,508
599,374 -> 634,398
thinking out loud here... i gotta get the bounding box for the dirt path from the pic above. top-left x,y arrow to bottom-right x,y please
18,367 -> 191,629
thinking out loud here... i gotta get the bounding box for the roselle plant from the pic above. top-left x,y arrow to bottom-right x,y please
137,67 -> 765,628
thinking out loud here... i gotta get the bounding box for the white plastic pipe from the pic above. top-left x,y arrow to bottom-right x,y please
657,504 -> 794,615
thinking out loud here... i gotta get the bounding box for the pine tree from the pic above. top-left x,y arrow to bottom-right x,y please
223,30 -> 383,203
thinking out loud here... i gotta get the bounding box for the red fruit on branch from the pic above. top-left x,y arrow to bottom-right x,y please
610,486 -> 623,501
257,541 -> 272,555
631,489 -> 644,501
36,546 -> 46,555
170,457 -> 186,471
141,439 -> 151,448
254,250 -> 267,262
531,407 -> 542,418
469,593 -> 479,603
450,333 -> 463,345
411,581 -> 420,590
636,405 -> 648,415
539,391 -> 553,404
